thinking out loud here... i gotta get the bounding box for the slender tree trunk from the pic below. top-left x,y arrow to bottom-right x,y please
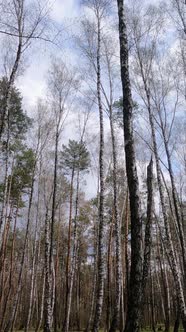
44,210 -> 52,332
51,258 -> 56,328
107,214 -> 113,332
123,191 -> 129,321
0,204 -> 13,309
50,128 -> 59,269
76,254 -> 81,331
49,123 -> 60,331
116,1 -> 143,331
35,270 -> 45,332
86,224 -> 98,332
54,210 -> 61,332
158,241 -> 171,332
150,269 -> 156,332
25,169 -> 41,332
174,309 -> 180,332
101,42 -> 122,332
64,167 -> 75,329
109,104 -> 122,332
92,12 -> 105,332
63,169 -> 80,332
142,157 -> 154,291
163,269 -> 171,332
155,266 -> 166,327
0,124 -> 11,246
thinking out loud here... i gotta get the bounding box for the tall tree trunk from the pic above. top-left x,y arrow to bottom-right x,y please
25,166 -> 42,332
109,104 -> 122,332
76,254 -> 81,331
63,169 -> 80,332
123,191 -> 129,322
0,121 -> 11,246
64,166 -> 75,329
86,224 -> 98,332
107,214 -> 113,332
44,210 -> 52,332
50,127 -> 59,269
45,123 -> 60,332
0,204 -> 13,309
54,210 -> 61,332
92,13 -> 105,332
163,267 -> 171,332
155,265 -> 166,327
150,269 -> 156,332
49,123 -> 60,330
142,157 -> 154,291
157,237 -> 171,332
116,1 -> 143,331
35,270 -> 45,332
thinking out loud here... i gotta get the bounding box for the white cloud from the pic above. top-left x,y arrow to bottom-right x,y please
51,0 -> 79,22
17,53 -> 50,112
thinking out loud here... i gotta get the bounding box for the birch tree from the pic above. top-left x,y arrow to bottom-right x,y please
116,1 -> 143,331
0,0 -> 50,141
80,1 -> 111,330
